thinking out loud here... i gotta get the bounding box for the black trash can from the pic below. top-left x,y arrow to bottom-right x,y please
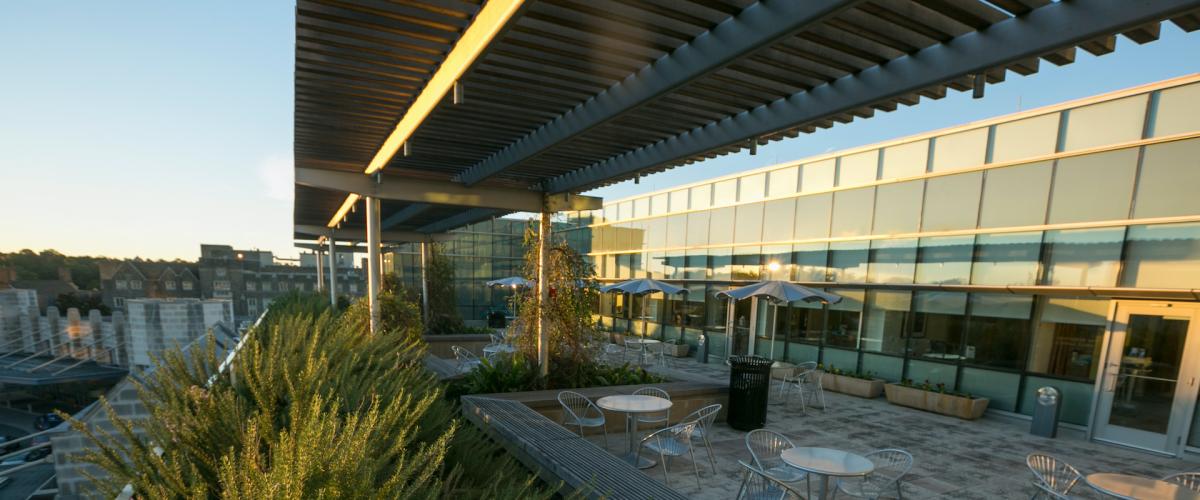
727,355 -> 773,431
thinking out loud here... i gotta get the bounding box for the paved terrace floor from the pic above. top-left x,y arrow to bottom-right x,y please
576,355 -> 1198,499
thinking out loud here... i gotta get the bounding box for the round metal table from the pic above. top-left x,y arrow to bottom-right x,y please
1087,473 -> 1200,500
781,447 -> 874,500
596,394 -> 673,469
624,338 -> 660,364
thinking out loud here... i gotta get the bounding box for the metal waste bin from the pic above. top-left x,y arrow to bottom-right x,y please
727,355 -> 773,431
1031,386 -> 1062,438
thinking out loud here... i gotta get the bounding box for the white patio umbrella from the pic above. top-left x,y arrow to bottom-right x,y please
486,276 -> 534,318
600,278 -> 687,338
717,281 -> 842,359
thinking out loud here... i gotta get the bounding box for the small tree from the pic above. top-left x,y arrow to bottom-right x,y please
424,242 -> 466,334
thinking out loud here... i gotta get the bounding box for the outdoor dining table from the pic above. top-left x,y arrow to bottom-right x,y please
596,394 -> 673,469
781,447 -> 874,500
624,338 -> 660,364
1086,473 -> 1200,500
482,343 -> 516,360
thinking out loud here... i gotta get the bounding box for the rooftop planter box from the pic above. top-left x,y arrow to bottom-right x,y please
821,372 -> 885,399
884,383 -> 989,420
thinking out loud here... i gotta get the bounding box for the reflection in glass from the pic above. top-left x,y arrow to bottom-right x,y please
646,217 -> 667,250
922,172 -> 981,231
703,285 -> 729,358
931,127 -> 988,172
1152,82 -> 1200,137
831,187 -> 875,237
1121,222 -> 1200,289
710,248 -> 733,281
646,251 -> 665,279
794,193 -> 833,240
762,198 -> 797,243
971,232 -> 1043,285
785,300 -> 824,345
964,293 -> 1032,369
867,238 -> 916,284
761,244 -> 791,280
909,291 -> 966,361
664,251 -> 685,280
1134,138 -> 1200,218
708,207 -> 735,245
825,289 -> 863,350
1063,95 -> 1148,151
683,251 -> 707,280
839,150 -> 878,187
1028,297 -> 1108,380
792,243 -> 828,282
1048,148 -> 1138,224
686,211 -> 710,247
915,235 -> 974,285
740,173 -> 766,202
880,140 -> 928,180
862,290 -> 910,355
732,246 -> 762,281
1043,228 -> 1123,287
802,158 -> 836,192
768,166 -> 799,197
979,162 -> 1052,228
872,180 -> 922,235
734,202 -> 765,244
992,113 -> 1060,164
1108,314 -> 1189,435
828,241 -> 869,283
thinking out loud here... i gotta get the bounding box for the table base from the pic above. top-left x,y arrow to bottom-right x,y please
618,452 -> 656,469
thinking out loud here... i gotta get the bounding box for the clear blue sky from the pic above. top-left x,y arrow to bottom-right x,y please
1,3 -> 1197,260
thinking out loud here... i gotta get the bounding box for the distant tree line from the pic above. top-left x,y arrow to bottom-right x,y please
0,249 -> 186,291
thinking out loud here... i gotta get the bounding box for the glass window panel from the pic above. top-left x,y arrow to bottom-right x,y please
663,215 -> 686,249
1134,138 -> 1200,218
762,198 -> 796,243
867,238 -> 916,284
762,244 -> 792,280
922,172 -> 981,231
691,184 -> 712,210
768,166 -> 799,197
732,246 -> 761,281
862,290 -> 910,355
959,368 -> 1020,411
794,194 -> 832,240
1043,227 -> 1124,287
708,207 -> 735,246
906,359 -> 957,387
603,205 -> 617,223
619,201 -> 633,220
1048,148 -> 1138,224
630,221 -> 646,250
992,113 -> 1060,164
801,158 -> 836,192
823,348 -> 860,372
646,251 -> 665,279
1019,376 -> 1095,425
861,353 -> 903,382
872,180 -> 923,235
964,293 -> 1032,369
646,217 -> 668,250
734,202 -> 765,244
739,173 -> 766,202
785,301 -> 825,348
979,161 -> 1052,228
880,140 -> 928,179
634,197 -> 650,218
910,291 -> 967,365
669,189 -> 689,212
838,150 -> 878,187
617,253 -> 631,279
663,251 -> 684,280
686,211 -> 710,247
1028,297 -> 1108,381
651,193 -> 668,216
710,248 -> 733,281
791,243 -> 827,282
825,289 -> 863,351
1063,94 -> 1148,151
1121,222 -> 1200,288
971,231 -> 1042,285
915,235 -> 974,285
714,179 -> 738,206
931,128 -> 988,172
831,187 -> 875,237
683,251 -> 707,280
828,241 -> 868,283
1153,83 -> 1200,137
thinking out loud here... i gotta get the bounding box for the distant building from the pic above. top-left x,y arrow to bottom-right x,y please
125,298 -> 233,368
98,261 -> 201,310
198,244 -> 364,320
10,266 -> 81,312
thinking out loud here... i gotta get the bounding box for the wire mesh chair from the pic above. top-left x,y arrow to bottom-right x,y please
835,449 -> 913,499
637,421 -> 701,488
1162,472 -> 1200,492
450,345 -> 482,374
602,343 -> 626,364
779,361 -> 816,400
680,403 -> 722,474
633,387 -> 671,431
792,368 -> 827,414
645,342 -> 670,368
736,460 -> 799,500
624,338 -> 645,365
557,391 -> 609,449
744,429 -> 809,496
1026,453 -> 1082,500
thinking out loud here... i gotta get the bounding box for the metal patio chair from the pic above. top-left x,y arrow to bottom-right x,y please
645,341 -> 670,368
624,338 -> 645,364
602,343 -> 626,364
679,403 -> 722,474
557,391 -> 609,450
637,420 -> 701,488
1162,472 -> 1200,492
736,460 -> 799,500
1026,453 -> 1082,499
778,361 -> 816,400
744,429 -> 810,497
835,448 -> 913,499
632,387 -> 671,431
450,345 -> 482,374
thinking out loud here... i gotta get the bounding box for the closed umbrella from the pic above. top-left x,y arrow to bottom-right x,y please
600,278 -> 686,338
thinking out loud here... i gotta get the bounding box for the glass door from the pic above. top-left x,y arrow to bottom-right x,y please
1093,302 -> 1200,455
753,299 -> 778,359
728,298 -> 754,356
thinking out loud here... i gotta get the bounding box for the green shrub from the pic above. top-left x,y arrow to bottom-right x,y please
446,354 -> 664,399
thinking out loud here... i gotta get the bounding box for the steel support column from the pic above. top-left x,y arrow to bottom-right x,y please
420,240 -> 430,326
315,249 -> 325,293
366,196 -> 382,334
327,238 -> 338,309
537,209 -> 551,377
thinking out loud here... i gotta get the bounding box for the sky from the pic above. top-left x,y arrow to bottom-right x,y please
1,3 -> 1197,261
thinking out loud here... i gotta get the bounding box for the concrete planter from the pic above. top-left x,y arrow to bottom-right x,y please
821,373 -> 885,399
663,342 -> 690,357
884,383 -> 989,420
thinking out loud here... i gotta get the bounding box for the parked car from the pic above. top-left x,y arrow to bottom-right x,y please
33,413 -> 63,431
23,446 -> 51,462
0,435 -> 20,454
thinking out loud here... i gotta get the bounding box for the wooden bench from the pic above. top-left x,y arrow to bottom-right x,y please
461,395 -> 689,499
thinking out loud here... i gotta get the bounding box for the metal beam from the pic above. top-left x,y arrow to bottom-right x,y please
295,224 -> 453,243
293,242 -> 366,252
544,0 -> 1200,194
454,0 -> 860,185
416,208 -> 505,234
381,203 -> 431,229
366,196 -> 382,334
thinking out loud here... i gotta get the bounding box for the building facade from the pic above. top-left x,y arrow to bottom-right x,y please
99,261 -> 201,310
198,244 -> 364,320
555,75 -> 1200,455
125,298 -> 233,368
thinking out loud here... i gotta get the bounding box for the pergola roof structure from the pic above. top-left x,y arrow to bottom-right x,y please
293,0 -> 1200,241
